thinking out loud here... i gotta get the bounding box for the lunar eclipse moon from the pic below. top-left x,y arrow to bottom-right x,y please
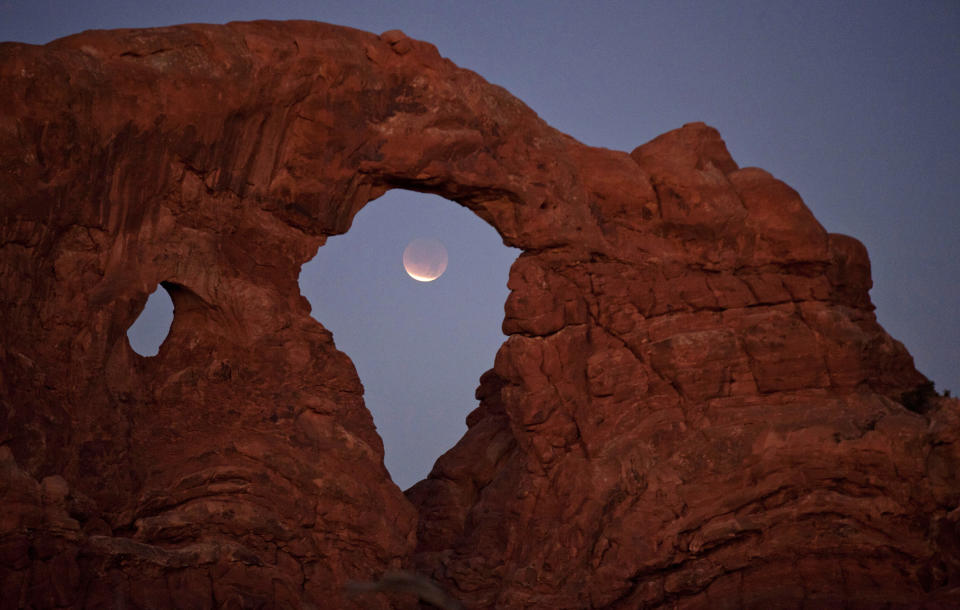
403,238 -> 448,282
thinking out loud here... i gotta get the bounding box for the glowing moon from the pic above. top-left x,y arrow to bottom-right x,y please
403,238 -> 448,282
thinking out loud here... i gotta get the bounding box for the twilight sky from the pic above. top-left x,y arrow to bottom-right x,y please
3,1 -> 957,490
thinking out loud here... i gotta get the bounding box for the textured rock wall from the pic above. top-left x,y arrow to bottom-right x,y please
1,21 -> 957,608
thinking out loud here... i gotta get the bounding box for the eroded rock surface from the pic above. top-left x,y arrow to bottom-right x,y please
1,21 -> 957,608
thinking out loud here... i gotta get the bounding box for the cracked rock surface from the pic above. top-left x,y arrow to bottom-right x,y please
1,20 -> 958,608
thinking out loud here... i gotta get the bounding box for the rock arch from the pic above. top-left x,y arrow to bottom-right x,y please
0,20 -> 957,608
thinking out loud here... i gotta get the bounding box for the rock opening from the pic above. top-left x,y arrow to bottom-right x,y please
299,189 -> 520,490
126,284 -> 174,357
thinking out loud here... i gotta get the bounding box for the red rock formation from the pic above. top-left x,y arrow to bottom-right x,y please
1,21 -> 957,608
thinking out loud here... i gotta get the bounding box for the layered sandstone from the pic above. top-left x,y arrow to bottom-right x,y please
1,21 -> 957,608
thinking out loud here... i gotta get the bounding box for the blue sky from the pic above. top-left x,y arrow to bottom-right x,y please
4,1 -> 957,489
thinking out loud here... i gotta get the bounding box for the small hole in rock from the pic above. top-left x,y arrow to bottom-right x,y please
299,189 -> 519,490
127,284 -> 174,357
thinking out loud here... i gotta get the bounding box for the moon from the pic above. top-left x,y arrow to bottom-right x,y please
403,238 -> 448,282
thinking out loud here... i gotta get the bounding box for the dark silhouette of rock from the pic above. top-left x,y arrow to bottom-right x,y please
346,570 -> 464,609
1,20 -> 957,608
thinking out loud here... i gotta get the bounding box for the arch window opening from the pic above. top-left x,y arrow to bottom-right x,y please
127,283 -> 174,357
299,190 -> 520,490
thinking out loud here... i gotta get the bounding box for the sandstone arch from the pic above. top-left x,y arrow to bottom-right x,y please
1,20 -> 957,608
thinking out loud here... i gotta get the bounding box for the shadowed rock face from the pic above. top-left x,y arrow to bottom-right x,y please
0,20 -> 957,608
